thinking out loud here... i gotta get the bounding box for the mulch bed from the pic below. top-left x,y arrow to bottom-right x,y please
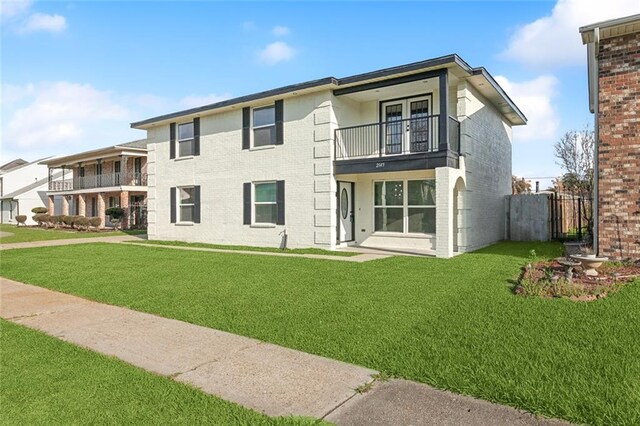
516,259 -> 640,302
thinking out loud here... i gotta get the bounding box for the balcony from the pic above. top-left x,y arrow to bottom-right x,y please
48,172 -> 147,191
334,115 -> 460,174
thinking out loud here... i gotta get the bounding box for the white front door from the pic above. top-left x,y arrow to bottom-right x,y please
381,96 -> 433,155
338,181 -> 354,242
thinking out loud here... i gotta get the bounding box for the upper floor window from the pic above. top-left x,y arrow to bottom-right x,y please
170,118 -> 200,159
252,105 -> 276,147
178,122 -> 195,157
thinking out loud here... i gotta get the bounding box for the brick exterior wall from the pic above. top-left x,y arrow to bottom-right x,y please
597,31 -> 640,259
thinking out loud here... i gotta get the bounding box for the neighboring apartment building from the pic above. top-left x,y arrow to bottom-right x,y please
581,14 -> 640,259
41,140 -> 148,229
0,157 -> 57,225
132,55 -> 526,258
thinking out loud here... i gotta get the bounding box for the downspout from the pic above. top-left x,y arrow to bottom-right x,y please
592,27 -> 600,254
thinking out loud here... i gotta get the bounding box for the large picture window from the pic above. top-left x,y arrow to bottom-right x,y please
374,179 -> 436,234
253,105 -> 276,147
254,182 -> 277,224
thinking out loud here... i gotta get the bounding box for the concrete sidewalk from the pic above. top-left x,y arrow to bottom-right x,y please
0,278 -> 567,425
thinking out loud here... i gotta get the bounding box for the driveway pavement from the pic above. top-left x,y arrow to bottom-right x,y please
0,277 -> 569,425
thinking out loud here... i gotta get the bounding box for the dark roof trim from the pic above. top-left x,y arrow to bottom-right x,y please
470,67 -> 527,123
130,54 -> 523,127
334,68 -> 447,96
336,54 -> 470,85
131,77 -> 337,127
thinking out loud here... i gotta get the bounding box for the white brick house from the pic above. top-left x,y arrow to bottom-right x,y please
132,55 -> 526,258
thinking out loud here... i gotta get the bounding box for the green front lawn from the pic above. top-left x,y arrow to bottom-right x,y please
126,239 -> 358,256
0,223 -> 145,244
0,320 -> 316,425
1,242 -> 639,425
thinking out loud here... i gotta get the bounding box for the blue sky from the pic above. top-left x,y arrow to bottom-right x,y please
2,0 -> 639,188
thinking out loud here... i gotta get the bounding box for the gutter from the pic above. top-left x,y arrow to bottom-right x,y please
592,27 -> 600,254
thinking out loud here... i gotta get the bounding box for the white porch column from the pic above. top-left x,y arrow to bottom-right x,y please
435,167 -> 455,258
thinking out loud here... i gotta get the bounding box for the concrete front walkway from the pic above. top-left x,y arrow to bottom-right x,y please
0,234 -> 142,250
0,278 -> 568,425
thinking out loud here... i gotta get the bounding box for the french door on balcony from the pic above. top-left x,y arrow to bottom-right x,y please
381,96 -> 432,155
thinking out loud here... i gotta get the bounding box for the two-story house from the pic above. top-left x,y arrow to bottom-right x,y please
42,140 -> 148,229
132,55 -> 526,258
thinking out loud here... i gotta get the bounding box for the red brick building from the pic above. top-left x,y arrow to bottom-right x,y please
581,15 -> 640,259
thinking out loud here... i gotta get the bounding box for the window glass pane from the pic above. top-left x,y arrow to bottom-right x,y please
180,187 -> 194,203
408,208 -> 436,233
385,181 -> 403,205
255,182 -> 276,202
375,181 -> 403,206
180,206 -> 194,222
253,126 -> 275,147
179,139 -> 194,157
178,122 -> 194,140
255,204 -> 277,224
374,207 -> 404,232
374,182 -> 383,206
408,180 -> 436,206
253,106 -> 275,127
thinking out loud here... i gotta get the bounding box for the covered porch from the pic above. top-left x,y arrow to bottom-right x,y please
335,162 -> 467,259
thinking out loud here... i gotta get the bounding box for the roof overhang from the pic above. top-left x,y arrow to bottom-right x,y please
580,14 -> 640,44
40,145 -> 147,168
131,54 -> 527,129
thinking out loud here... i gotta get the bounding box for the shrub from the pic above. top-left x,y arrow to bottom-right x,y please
105,207 -> 124,220
88,217 -> 102,229
15,215 -> 27,226
32,213 -> 49,226
62,215 -> 74,227
74,217 -> 90,231
50,215 -> 64,227
31,207 -> 48,214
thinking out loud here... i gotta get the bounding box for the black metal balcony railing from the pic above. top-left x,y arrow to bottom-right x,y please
335,114 -> 460,160
48,172 -> 147,191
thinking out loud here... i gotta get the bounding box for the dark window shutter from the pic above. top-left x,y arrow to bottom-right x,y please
275,100 -> 284,145
243,182 -> 251,225
276,180 -> 285,225
242,107 -> 250,150
193,118 -> 200,156
169,123 -> 176,159
193,185 -> 201,223
170,187 -> 176,223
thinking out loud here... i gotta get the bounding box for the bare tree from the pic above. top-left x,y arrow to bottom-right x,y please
554,127 -> 595,239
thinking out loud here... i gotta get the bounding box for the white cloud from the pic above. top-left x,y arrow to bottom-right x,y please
258,41 -> 294,65
3,82 -> 128,151
179,93 -> 232,109
0,0 -> 33,20
495,75 -> 560,142
501,0 -> 640,68
272,25 -> 290,36
20,12 -> 66,33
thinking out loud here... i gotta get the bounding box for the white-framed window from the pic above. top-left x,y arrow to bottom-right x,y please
252,105 -> 276,147
178,122 -> 195,157
374,179 -> 436,234
178,186 -> 196,223
253,181 -> 277,224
